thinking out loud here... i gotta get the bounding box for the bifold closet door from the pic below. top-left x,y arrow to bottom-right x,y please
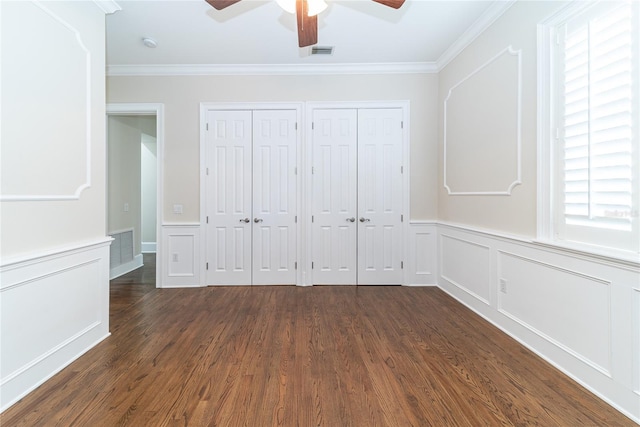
205,109 -> 297,285
206,110 -> 253,285
357,108 -> 403,285
252,110 -> 297,285
311,107 -> 403,285
312,109 -> 358,285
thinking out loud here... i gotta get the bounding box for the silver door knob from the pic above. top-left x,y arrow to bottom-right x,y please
346,217 -> 356,222
239,218 -> 250,223
359,217 -> 370,222
254,218 -> 263,223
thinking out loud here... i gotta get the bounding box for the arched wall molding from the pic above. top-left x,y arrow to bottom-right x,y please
0,1 -> 92,201
443,45 -> 522,196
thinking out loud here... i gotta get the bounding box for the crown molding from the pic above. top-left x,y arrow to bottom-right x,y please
106,62 -> 438,77
93,0 -> 121,14
436,0 -> 517,71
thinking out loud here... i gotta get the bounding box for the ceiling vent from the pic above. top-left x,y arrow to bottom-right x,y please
311,46 -> 334,55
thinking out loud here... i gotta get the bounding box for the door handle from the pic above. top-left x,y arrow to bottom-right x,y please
346,217 -> 356,222
254,218 -> 263,223
359,217 -> 370,223
239,218 -> 250,223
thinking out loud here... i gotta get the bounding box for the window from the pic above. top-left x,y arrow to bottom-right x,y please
539,1 -> 639,256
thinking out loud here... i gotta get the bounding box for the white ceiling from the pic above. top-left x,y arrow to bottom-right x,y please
106,0 -> 513,74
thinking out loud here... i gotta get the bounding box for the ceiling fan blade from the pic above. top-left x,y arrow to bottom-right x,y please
296,0 -> 318,47
371,0 -> 405,9
205,0 -> 242,10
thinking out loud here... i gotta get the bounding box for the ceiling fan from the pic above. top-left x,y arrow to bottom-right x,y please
205,0 -> 405,48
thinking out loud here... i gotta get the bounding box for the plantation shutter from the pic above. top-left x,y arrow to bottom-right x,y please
561,2 -> 634,233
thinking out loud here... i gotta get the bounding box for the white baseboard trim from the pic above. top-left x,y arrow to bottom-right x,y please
109,254 -> 143,280
403,283 -> 438,287
141,242 -> 156,253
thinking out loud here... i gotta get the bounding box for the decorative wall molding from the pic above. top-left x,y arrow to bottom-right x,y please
435,223 -> 639,423
440,233 -> 491,304
634,287 -> 640,396
405,222 -> 438,286
162,225 -> 200,288
435,0 -> 518,71
0,239 -> 111,411
497,250 -> 613,377
443,45 -> 522,195
0,1 -> 91,201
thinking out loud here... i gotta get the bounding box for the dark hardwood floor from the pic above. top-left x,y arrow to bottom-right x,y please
1,254 -> 635,426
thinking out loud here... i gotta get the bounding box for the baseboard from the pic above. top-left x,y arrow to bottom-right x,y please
141,242 -> 156,253
109,254 -> 143,279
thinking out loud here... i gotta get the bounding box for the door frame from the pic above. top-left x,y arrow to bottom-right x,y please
106,103 -> 165,288
199,102 -> 304,286
305,101 -> 411,286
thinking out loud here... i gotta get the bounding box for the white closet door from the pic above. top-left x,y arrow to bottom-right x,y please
312,109 -> 358,285
252,110 -> 297,285
357,108 -> 403,285
205,110 -> 252,285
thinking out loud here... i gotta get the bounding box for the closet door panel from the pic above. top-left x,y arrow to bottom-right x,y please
205,110 -> 252,285
357,108 -> 403,285
312,109 -> 358,285
252,110 -> 297,285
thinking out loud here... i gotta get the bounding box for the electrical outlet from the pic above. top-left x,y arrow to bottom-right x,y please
499,279 -> 507,294
172,253 -> 179,262
173,204 -> 183,214
124,202 -> 129,212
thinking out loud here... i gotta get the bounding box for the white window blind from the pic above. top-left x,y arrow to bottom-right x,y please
556,1 -> 638,252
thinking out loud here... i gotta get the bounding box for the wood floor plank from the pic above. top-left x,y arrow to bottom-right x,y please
1,260 -> 636,426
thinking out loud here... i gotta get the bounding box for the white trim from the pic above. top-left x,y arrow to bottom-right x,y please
106,103 -> 165,288
443,45 -> 522,196
436,0 -> 517,71
92,0 -> 121,14
1,1 -> 92,202
0,237 -> 112,269
107,62 -> 437,77
109,253 -> 143,280
141,242 -> 156,253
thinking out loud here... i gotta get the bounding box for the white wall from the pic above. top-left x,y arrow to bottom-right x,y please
106,73 -> 439,222
141,133 -> 157,248
107,115 -> 156,256
0,0 -> 115,412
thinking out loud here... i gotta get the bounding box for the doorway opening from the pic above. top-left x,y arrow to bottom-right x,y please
106,103 -> 164,287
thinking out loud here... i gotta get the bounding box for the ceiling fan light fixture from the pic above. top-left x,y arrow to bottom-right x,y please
277,0 -> 327,17
306,0 -> 327,16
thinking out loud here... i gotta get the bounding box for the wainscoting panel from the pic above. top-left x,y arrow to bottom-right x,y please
405,222 -> 437,286
161,224 -> 200,288
634,288 -> 640,396
0,239 -> 111,411
440,233 -> 491,304
436,222 -> 640,423
498,251 -> 611,376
